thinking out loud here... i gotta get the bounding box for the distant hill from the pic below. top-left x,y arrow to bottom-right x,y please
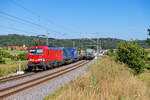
0,34 -> 149,49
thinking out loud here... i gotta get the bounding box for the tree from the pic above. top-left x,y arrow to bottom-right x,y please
17,53 -> 28,61
0,56 -> 5,64
109,49 -> 114,56
147,29 -> 150,46
116,41 -> 148,73
0,50 -> 5,64
148,29 -> 150,35
32,40 -> 40,46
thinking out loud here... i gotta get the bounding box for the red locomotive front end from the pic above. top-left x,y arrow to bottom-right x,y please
28,46 -> 46,63
28,46 -> 47,71
28,46 -> 63,71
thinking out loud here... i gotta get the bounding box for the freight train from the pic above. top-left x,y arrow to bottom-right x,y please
27,46 -> 88,71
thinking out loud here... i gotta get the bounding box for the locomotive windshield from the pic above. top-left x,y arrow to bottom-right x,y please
29,49 -> 43,55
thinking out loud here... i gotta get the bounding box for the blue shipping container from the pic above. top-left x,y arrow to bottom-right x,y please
62,47 -> 72,60
71,49 -> 78,59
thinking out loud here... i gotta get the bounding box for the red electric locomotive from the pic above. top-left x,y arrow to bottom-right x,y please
28,46 -> 63,71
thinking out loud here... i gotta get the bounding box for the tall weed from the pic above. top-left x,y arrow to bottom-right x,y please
45,56 -> 150,100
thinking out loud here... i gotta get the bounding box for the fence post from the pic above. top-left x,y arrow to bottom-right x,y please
18,59 -> 21,72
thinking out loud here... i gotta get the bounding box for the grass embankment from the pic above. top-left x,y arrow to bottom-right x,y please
0,49 -> 28,77
44,56 -> 150,100
0,61 -> 28,77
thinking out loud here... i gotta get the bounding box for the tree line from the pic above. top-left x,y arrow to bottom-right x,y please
0,34 -> 149,49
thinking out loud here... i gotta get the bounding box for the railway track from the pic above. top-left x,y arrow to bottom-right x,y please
0,60 -> 83,84
0,60 -> 89,99
0,72 -> 35,83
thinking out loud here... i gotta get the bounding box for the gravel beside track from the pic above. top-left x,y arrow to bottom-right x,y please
0,61 -> 83,90
5,59 -> 95,100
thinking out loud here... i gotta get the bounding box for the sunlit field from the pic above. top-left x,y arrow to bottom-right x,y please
0,61 -> 27,77
44,56 -> 150,100
0,49 -> 28,77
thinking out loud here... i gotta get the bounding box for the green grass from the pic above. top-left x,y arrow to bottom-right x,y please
5,50 -> 27,56
0,49 -> 27,63
0,49 -> 28,77
0,61 -> 28,77
2,58 -> 12,64
148,53 -> 150,58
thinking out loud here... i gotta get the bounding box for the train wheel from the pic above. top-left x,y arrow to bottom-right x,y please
43,65 -> 47,70
54,63 -> 58,67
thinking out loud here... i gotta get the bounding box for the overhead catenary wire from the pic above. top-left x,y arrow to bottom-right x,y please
0,11 -> 47,37
9,0 -> 79,34
0,15 -> 34,27
0,25 -> 39,35
0,24 -> 48,45
0,11 -> 67,35
0,12 -> 71,46
10,0 -> 40,18
0,0 -> 85,48
80,33 -> 97,43
0,15 -> 43,34
0,11 -> 48,30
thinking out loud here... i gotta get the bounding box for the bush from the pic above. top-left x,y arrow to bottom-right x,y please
0,49 -> 12,58
10,55 -> 18,61
0,50 -> 28,62
0,50 -> 17,61
0,56 -> 5,64
109,49 -> 114,56
17,53 -> 28,61
116,41 -> 148,73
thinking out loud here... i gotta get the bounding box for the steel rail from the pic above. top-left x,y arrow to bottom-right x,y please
0,60 -> 83,84
0,60 -> 89,99
0,72 -> 35,83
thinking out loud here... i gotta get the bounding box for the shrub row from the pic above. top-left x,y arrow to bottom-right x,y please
0,50 -> 28,64
116,41 -> 148,73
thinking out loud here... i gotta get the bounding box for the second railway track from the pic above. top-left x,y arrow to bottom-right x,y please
0,60 -> 89,99
0,72 -> 35,83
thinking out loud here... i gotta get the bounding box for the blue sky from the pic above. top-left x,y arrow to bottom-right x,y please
0,0 -> 149,40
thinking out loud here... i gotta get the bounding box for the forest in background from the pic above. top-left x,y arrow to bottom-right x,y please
0,34 -> 149,49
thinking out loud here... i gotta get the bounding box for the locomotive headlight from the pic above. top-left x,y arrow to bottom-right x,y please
37,58 -> 45,61
38,58 -> 43,61
42,58 -> 45,61
28,59 -> 34,61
